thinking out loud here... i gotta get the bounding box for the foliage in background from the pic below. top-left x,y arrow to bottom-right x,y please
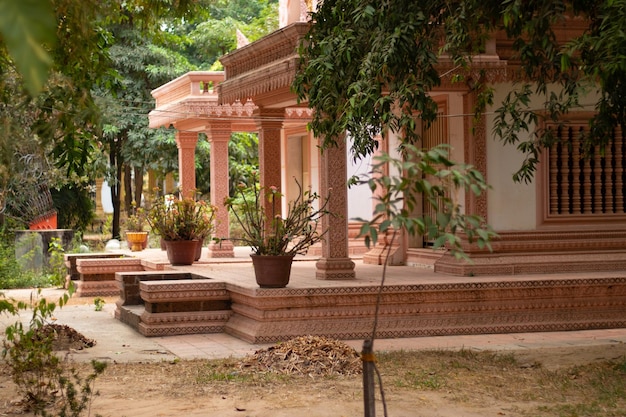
98,10 -> 198,240
359,145 -> 496,259
225,173 -> 331,256
187,0 -> 278,68
51,185 -> 96,233
195,132 -> 259,198
0,0 -> 274,236
0,230 -> 51,290
227,132 -> 260,195
296,0 -> 626,184
46,237 -> 66,288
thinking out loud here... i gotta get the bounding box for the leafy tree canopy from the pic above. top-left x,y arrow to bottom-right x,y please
0,0 -> 202,231
0,0 -> 56,96
0,0 -> 275,232
296,0 -> 626,183
209,0 -> 277,24
187,0 -> 279,68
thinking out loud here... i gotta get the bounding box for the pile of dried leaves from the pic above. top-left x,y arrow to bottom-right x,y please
36,324 -> 96,351
239,335 -> 362,376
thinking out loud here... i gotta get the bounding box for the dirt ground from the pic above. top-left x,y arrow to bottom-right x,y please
2,292 -> 625,416
1,339 -> 625,417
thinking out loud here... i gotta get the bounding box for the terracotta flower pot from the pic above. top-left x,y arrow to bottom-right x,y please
194,239 -> 204,261
250,254 -> 295,288
164,240 -> 199,265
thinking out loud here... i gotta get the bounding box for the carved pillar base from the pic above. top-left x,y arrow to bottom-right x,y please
362,230 -> 405,266
315,257 -> 356,280
206,240 -> 235,258
362,245 -> 404,266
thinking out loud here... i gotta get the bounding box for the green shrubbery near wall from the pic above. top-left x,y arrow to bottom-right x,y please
0,231 -> 53,290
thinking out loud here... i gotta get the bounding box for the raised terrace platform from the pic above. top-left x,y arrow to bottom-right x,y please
99,247 -> 626,343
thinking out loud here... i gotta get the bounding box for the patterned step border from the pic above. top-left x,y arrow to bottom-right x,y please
223,277 -> 626,343
115,273 -> 231,337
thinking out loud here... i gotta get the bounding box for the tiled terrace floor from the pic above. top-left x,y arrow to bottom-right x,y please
133,246 -> 626,289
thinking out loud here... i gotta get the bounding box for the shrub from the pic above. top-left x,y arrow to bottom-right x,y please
47,237 -> 66,288
1,287 -> 106,416
0,238 -> 51,289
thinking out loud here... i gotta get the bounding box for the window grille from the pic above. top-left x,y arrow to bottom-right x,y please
547,124 -> 625,216
421,110 -> 448,246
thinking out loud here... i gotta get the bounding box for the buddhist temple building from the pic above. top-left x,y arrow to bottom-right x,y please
149,0 -> 626,278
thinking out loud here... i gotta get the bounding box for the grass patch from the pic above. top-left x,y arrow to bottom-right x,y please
19,348 -> 624,417
182,349 -> 626,416
193,358 -> 292,385
374,349 -> 626,417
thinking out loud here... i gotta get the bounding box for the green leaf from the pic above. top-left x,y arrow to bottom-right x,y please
369,227 -> 378,245
433,235 -> 447,249
560,53 -> 571,72
0,0 -> 56,95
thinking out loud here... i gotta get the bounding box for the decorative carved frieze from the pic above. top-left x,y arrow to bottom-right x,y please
225,276 -> 626,343
76,258 -> 143,274
185,99 -> 257,118
75,281 -> 119,297
140,279 -> 229,303
285,107 -> 313,119
437,60 -> 510,91
220,23 -> 309,78
219,59 -> 300,105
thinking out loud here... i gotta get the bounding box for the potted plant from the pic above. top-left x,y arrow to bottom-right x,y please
125,206 -> 148,251
147,194 -> 217,265
225,174 -> 331,288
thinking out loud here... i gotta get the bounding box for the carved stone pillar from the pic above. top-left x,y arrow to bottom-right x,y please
463,89 -> 488,221
205,122 -> 234,258
362,135 -> 405,265
255,108 -> 284,217
316,137 -> 356,280
175,130 -> 198,199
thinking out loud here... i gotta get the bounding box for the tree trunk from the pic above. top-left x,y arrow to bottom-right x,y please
362,339 -> 376,417
124,164 -> 132,214
133,165 -> 144,208
109,137 -> 124,240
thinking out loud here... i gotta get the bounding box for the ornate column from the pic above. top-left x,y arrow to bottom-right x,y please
205,122 -> 234,258
463,89 -> 488,221
255,108 -> 284,216
175,130 -> 198,199
316,137 -> 356,280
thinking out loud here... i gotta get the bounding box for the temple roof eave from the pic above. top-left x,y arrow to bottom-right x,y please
219,22 -> 309,76
148,97 -> 260,131
218,57 -> 300,107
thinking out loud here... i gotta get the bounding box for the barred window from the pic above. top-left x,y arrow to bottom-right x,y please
545,121 -> 625,218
